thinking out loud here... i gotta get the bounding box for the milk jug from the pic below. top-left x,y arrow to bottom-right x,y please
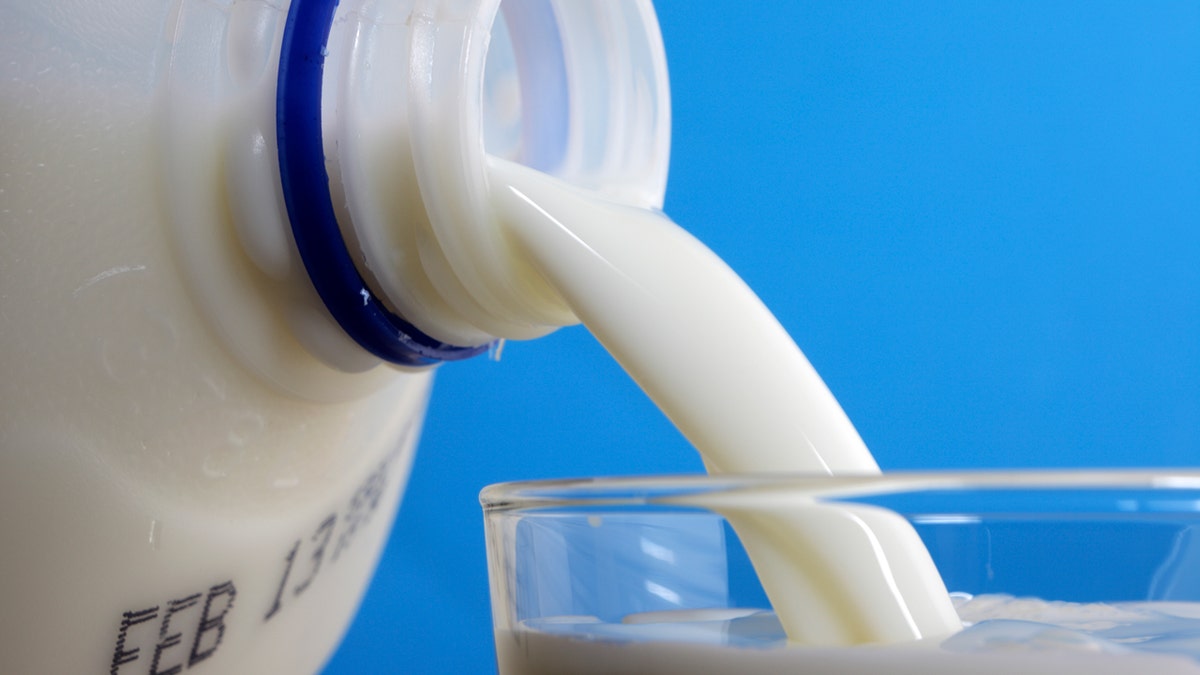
0,0 -> 669,671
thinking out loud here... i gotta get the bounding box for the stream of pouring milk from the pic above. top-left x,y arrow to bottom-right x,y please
486,157 -> 962,645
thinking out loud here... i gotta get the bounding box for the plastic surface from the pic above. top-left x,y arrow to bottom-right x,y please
2,0 -> 672,672
336,0 -> 671,347
277,0 -> 489,365
0,0 -> 434,662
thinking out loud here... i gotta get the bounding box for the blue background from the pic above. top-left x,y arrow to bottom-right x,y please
326,1 -> 1200,671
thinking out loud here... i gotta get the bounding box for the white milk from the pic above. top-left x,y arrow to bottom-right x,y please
496,597 -> 1200,674
489,158 -> 962,646
488,158 -> 876,475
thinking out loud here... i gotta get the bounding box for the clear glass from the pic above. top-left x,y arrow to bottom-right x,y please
482,471 -> 1200,674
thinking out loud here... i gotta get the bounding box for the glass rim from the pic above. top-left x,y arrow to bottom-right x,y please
479,468 -> 1200,511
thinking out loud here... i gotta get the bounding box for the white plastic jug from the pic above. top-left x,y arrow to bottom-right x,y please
0,0 -> 669,672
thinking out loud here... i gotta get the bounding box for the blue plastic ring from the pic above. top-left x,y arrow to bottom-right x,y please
276,0 -> 492,366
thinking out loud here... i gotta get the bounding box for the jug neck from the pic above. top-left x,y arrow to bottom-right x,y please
161,0 -> 670,394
